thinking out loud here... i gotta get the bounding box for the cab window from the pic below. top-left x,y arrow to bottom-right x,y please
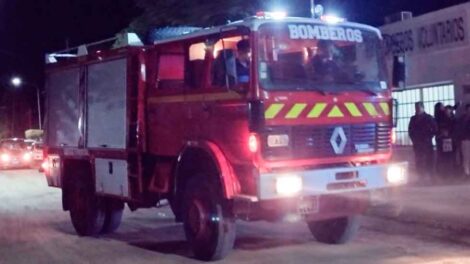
187,42 -> 207,89
157,53 -> 185,90
211,36 -> 250,88
184,34 -> 250,91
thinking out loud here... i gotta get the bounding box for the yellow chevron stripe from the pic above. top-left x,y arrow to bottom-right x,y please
307,103 -> 327,118
380,102 -> 390,116
265,103 -> 284,119
344,103 -> 362,117
363,103 -> 378,116
328,105 -> 344,117
285,103 -> 307,119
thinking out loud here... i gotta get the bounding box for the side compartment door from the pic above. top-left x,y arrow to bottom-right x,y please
45,67 -> 81,148
86,58 -> 129,197
86,58 -> 128,149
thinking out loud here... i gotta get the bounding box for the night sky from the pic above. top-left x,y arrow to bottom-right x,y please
1,0 -> 469,84
0,0 -> 468,135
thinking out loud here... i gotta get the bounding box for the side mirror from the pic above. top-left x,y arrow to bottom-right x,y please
392,55 -> 406,88
221,50 -> 248,94
392,99 -> 399,128
248,100 -> 264,132
223,54 -> 237,87
212,49 -> 237,87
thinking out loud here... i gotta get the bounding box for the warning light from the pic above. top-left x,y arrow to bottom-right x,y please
256,11 -> 287,20
320,15 -> 345,24
248,133 -> 259,153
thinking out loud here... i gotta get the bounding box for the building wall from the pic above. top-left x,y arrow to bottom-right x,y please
381,3 -> 470,100
380,3 -> 470,164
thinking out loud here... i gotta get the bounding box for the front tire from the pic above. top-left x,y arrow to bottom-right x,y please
183,178 -> 236,261
308,215 -> 360,244
69,171 -> 106,237
101,199 -> 124,234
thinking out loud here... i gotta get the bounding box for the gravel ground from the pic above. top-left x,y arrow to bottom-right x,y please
1,169 -> 470,264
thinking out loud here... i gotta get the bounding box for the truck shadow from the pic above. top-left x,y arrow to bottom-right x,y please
110,224 -> 310,257
53,221 -> 312,258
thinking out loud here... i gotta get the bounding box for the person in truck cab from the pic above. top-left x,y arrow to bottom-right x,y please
235,39 -> 251,84
409,101 -> 438,183
311,40 -> 341,82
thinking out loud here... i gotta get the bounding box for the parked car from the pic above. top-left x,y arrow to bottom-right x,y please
0,138 -> 33,169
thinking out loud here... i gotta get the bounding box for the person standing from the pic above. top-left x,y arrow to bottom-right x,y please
434,102 -> 446,176
409,102 -> 438,182
436,105 -> 456,178
459,104 -> 470,178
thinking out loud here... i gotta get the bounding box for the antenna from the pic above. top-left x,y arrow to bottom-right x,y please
310,0 -> 315,18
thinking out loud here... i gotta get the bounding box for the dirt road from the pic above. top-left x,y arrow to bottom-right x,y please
1,170 -> 469,264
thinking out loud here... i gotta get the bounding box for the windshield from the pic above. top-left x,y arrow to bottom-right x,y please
258,23 -> 388,92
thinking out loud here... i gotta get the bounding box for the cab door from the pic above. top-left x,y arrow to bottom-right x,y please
191,33 -> 251,163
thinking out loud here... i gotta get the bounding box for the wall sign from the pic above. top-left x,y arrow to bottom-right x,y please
381,10 -> 468,55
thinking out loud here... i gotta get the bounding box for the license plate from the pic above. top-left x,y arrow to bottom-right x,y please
298,197 -> 320,215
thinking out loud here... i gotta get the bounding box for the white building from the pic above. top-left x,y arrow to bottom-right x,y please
380,3 -> 470,146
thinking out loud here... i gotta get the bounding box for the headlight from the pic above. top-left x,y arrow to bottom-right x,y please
387,165 -> 406,184
41,160 -> 49,171
23,152 -> 32,161
276,174 -> 302,196
1,153 -> 10,162
267,134 -> 289,147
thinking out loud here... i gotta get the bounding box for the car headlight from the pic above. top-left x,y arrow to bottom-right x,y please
387,165 -> 407,184
267,134 -> 289,147
1,153 -> 10,162
23,152 -> 32,161
276,174 -> 302,196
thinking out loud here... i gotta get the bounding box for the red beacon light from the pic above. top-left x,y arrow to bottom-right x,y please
256,11 -> 287,20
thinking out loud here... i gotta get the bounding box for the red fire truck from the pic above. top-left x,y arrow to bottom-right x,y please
44,12 -> 407,260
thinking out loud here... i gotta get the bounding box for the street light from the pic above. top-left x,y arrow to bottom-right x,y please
10,76 -> 42,130
11,77 -> 22,87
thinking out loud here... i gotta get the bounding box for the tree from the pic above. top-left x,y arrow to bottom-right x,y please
127,0 -> 269,39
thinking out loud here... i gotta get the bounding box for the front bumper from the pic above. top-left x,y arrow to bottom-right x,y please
258,162 -> 408,201
0,159 -> 31,169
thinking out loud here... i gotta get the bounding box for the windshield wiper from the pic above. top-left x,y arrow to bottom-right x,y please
355,87 -> 378,96
334,80 -> 379,96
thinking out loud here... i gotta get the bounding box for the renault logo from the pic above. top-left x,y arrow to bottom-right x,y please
330,127 -> 347,154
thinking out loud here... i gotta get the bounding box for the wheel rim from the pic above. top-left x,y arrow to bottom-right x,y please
188,198 -> 209,238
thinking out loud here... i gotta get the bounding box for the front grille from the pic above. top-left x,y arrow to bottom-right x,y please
262,123 -> 391,160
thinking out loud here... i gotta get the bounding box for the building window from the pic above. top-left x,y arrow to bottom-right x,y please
392,83 -> 455,146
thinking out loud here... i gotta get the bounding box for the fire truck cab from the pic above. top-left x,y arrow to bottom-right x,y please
44,12 -> 407,261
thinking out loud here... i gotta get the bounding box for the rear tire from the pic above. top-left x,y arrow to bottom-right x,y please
69,170 -> 106,237
308,215 -> 360,244
101,199 -> 124,234
182,178 -> 236,261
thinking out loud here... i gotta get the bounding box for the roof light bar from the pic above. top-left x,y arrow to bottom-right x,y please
320,15 -> 346,24
256,11 -> 287,20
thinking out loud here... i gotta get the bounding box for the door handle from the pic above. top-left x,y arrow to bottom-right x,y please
108,162 -> 113,174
